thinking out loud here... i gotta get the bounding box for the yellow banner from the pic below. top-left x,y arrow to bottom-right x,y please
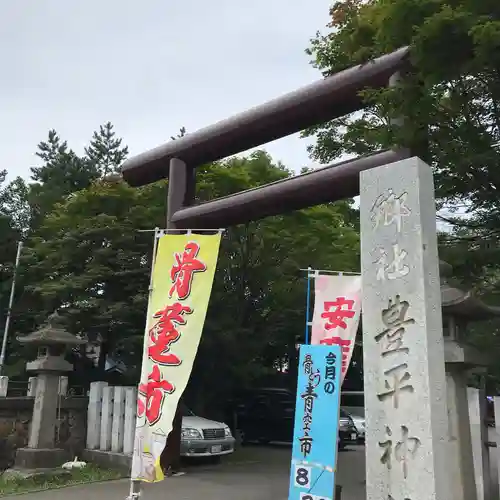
131,232 -> 222,482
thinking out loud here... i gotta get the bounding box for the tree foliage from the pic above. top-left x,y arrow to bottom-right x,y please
306,0 -> 500,209
305,1 -> 500,274
0,123 -> 130,377
306,0 -> 500,389
22,152 -> 358,409
85,122 -> 129,177
29,130 -> 99,224
0,119 -> 360,409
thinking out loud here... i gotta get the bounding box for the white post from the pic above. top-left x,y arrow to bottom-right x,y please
0,376 -> 8,397
111,386 -> 126,453
99,386 -> 114,451
123,387 -> 137,455
360,157 -> 451,500
27,377 -> 37,397
0,241 -> 22,375
493,397 -> 500,500
87,381 -> 108,450
469,387 -> 491,500
58,376 -> 68,396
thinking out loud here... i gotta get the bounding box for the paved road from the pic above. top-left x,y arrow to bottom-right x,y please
16,445 -> 366,500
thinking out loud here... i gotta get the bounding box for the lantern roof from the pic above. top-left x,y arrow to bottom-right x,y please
17,311 -> 87,346
440,262 -> 500,321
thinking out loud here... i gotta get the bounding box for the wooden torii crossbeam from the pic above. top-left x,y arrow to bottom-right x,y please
121,46 -> 409,188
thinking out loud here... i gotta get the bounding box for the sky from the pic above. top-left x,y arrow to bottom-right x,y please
1,1 -> 333,182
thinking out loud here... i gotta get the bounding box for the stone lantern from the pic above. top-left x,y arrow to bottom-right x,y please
14,311 -> 87,470
440,261 -> 500,500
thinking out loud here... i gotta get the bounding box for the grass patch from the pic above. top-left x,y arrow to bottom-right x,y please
0,464 -> 125,496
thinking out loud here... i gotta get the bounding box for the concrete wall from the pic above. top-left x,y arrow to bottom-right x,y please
0,396 -> 88,470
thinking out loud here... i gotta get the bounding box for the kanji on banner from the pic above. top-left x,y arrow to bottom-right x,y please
288,344 -> 342,500
310,275 -> 362,382
131,232 -> 221,483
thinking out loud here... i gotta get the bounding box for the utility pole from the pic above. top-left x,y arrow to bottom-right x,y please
0,241 -> 23,375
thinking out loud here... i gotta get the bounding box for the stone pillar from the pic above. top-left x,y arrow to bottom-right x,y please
15,311 -> 86,470
0,376 -> 8,397
111,386 -> 126,453
360,157 -> 451,500
469,387 -> 491,500
87,381 -> 108,450
100,386 -> 114,451
123,387 -> 137,455
493,397 -> 500,499
446,366 -> 477,500
28,374 -> 60,449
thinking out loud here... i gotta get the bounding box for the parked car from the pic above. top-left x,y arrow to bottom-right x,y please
180,407 -> 235,458
340,391 -> 365,442
348,412 -> 365,442
235,388 -> 358,449
338,409 -> 359,450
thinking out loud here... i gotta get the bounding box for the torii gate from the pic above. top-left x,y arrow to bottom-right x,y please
121,46 -> 453,500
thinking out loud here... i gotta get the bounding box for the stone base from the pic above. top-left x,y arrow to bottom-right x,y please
14,447 -> 71,470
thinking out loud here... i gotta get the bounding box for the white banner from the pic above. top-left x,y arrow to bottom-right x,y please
310,274 -> 362,382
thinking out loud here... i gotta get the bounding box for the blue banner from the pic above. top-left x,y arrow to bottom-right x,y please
288,344 -> 342,500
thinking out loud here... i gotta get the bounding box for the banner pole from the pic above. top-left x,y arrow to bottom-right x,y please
304,266 -> 312,344
127,227 -> 161,500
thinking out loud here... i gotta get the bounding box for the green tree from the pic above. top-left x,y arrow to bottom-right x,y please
305,0 -> 500,387
22,177 -> 166,377
304,0 -> 500,286
190,152 -> 359,415
29,130 -> 99,224
28,123 -> 128,226
19,151 -> 359,409
1,177 -> 31,236
2,124 -> 129,374
305,0 -> 500,208
85,122 -> 129,176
